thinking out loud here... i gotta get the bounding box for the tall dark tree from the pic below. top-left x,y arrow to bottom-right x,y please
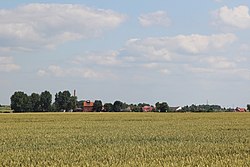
62,91 -> 71,111
155,102 -> 169,112
161,102 -> 169,112
247,104 -> 250,112
155,102 -> 161,112
40,91 -> 52,111
10,91 -> 29,112
55,91 -> 66,111
77,100 -> 84,109
29,93 -> 40,111
93,100 -> 103,112
113,101 -> 123,112
55,92 -> 62,111
68,96 -> 77,111
54,90 -> 76,111
26,97 -> 33,112
130,104 -> 141,112
103,103 -> 113,112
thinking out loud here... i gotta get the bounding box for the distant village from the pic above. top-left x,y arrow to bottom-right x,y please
2,90 -> 249,113
77,100 -> 248,113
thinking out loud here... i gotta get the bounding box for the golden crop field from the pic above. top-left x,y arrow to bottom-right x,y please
0,112 -> 249,166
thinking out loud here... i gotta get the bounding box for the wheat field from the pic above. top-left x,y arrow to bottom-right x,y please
0,112 -> 249,166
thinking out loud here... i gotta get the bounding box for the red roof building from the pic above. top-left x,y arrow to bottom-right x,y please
235,107 -> 246,112
83,100 -> 94,112
142,106 -> 154,112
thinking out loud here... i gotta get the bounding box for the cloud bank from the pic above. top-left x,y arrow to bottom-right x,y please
37,65 -> 114,79
0,3 -> 126,50
126,33 -> 237,59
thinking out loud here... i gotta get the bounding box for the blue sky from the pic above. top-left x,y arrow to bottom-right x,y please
1,0 -> 250,107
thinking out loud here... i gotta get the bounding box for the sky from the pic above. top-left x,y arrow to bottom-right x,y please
1,0 -> 250,107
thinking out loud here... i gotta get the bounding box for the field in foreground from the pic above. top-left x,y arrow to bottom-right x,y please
0,113 -> 249,166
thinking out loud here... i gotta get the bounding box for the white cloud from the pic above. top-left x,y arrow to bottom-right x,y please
47,65 -> 65,77
126,33 -> 236,61
0,56 -> 20,72
37,69 -> 47,77
138,11 -> 171,27
40,32 -> 238,80
0,3 -> 126,50
215,5 -> 250,29
185,55 -> 250,81
125,33 -> 241,78
126,38 -> 173,61
38,65 -> 114,79
187,64 -> 250,80
175,33 -> 236,54
73,51 -> 121,66
202,56 -> 236,69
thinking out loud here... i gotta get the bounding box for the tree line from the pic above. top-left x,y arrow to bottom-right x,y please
181,104 -> 250,112
11,91 -> 52,112
77,101 -> 169,112
10,90 -> 170,113
180,104 -> 222,112
9,90 -> 249,113
10,90 -> 77,112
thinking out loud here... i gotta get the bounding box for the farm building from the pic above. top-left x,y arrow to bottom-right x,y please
83,100 -> 94,112
142,106 -> 154,112
169,106 -> 182,112
235,107 -> 246,112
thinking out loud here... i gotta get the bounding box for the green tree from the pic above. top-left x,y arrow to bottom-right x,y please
247,104 -> 250,112
77,100 -> 84,109
55,91 -> 68,111
161,102 -> 169,112
155,102 -> 161,112
40,91 -> 52,112
55,92 -> 63,111
62,91 -> 71,111
180,105 -> 189,112
68,96 -> 77,111
10,91 -> 29,112
155,102 -> 169,112
29,93 -> 40,111
50,103 -> 57,112
54,90 -> 76,111
93,100 -> 103,112
130,104 -> 141,112
103,103 -> 113,112
138,103 -> 150,108
190,104 -> 198,112
121,102 -> 129,111
113,101 -> 123,112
